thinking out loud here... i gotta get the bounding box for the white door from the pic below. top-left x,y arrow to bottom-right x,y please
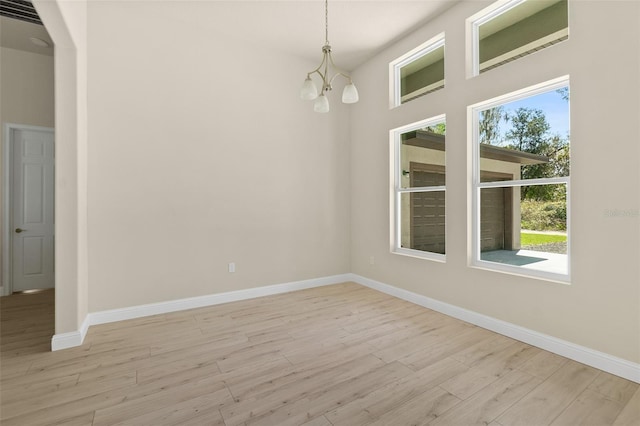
11,128 -> 55,292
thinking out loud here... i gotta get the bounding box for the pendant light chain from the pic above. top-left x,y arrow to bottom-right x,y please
325,0 -> 329,45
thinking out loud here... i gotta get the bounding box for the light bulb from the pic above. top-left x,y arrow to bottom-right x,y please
300,77 -> 318,100
313,94 -> 330,113
342,83 -> 359,104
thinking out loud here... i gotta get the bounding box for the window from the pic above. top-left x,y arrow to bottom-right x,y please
468,0 -> 568,75
470,77 -> 570,281
391,116 -> 446,260
390,34 -> 444,107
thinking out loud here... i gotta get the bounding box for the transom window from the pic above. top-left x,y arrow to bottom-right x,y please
468,0 -> 568,76
390,34 -> 445,107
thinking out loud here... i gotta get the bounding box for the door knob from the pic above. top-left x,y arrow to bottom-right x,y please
15,228 -> 26,233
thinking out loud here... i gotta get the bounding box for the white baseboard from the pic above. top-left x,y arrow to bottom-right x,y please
49,272 -> 639,383
349,273 -> 640,384
51,316 -> 89,351
51,274 -> 351,350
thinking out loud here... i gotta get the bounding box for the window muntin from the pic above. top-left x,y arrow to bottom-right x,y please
471,77 -> 570,281
470,0 -> 568,75
392,116 -> 446,259
390,35 -> 445,107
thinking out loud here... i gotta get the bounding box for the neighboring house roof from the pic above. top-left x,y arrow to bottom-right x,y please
405,130 -> 549,165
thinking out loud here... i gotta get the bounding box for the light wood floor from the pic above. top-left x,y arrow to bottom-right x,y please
1,283 -> 638,426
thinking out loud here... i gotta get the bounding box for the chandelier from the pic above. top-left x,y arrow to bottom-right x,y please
299,0 -> 359,113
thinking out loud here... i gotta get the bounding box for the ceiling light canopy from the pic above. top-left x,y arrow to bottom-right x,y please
300,0 -> 359,113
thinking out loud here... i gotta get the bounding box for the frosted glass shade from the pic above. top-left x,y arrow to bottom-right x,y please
300,77 -> 318,100
342,83 -> 359,104
313,94 -> 330,113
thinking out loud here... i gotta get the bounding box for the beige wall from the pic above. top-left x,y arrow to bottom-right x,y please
350,0 -> 640,364
33,0 -> 88,334
0,47 -> 55,292
86,1 -> 350,311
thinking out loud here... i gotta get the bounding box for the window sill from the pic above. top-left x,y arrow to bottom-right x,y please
470,259 -> 571,285
392,247 -> 446,263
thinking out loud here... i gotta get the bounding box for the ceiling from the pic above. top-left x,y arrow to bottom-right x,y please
1,0 -> 52,56
1,15 -> 53,55
156,1 -> 460,71
0,1 -> 460,70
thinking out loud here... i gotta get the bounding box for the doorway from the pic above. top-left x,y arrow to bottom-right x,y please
2,124 -> 55,294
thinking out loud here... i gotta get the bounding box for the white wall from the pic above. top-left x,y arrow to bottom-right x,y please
350,0 -> 640,363
0,47 -> 55,292
86,1 -> 350,311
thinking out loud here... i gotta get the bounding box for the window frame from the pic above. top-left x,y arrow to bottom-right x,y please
390,114 -> 447,262
389,33 -> 445,108
469,76 -> 570,283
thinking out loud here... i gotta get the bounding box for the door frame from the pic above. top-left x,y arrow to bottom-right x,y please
2,123 -> 55,296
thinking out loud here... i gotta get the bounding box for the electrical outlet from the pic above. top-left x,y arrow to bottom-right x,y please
369,256 -> 375,265
228,262 -> 236,273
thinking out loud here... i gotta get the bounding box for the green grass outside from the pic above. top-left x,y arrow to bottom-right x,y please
521,232 -> 567,246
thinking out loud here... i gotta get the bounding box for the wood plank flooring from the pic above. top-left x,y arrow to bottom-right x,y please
1,283 -> 638,425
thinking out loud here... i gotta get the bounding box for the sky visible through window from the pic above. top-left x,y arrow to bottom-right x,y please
494,88 -> 570,144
